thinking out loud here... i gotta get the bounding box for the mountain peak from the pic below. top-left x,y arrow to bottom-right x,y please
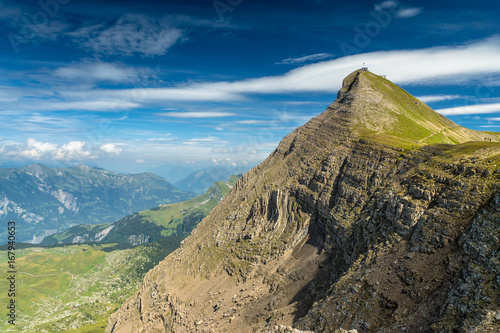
336,68 -> 365,100
327,69 -> 499,147
107,72 -> 500,333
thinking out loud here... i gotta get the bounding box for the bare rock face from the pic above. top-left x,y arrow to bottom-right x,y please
266,325 -> 316,333
106,70 -> 500,333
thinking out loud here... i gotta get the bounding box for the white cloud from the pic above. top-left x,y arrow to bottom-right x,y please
0,139 -> 130,163
436,103 -> 500,116
191,137 -> 222,142
281,101 -> 323,105
211,157 -> 236,166
212,147 -> 231,154
136,159 -> 145,163
0,86 -> 20,103
396,8 -> 423,18
374,1 -> 423,19
158,111 -> 236,118
54,61 -> 138,82
10,37 -> 500,113
38,100 -> 140,111
55,141 -> 95,160
184,136 -> 226,145
20,138 -> 58,159
6,139 -> 94,161
89,37 -> 500,103
277,53 -> 333,65
235,120 -> 270,125
69,14 -> 182,57
374,0 -> 399,11
99,143 -> 122,155
147,137 -> 173,141
111,87 -> 243,102
416,95 -> 464,103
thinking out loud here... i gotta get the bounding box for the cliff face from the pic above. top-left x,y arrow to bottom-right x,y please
106,70 -> 500,333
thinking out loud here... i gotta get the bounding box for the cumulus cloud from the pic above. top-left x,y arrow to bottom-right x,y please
54,141 -> 95,160
20,138 -> 57,159
4,139 -> 96,161
69,14 -> 183,57
99,143 -> 122,155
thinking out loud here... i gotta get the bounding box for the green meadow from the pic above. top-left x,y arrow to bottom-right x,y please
0,244 -> 147,332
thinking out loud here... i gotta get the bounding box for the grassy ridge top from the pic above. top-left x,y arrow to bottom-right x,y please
345,70 -> 500,148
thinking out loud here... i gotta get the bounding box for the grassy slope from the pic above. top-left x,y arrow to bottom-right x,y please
0,238 -> 185,333
429,141 -> 500,169
356,72 -> 500,149
0,244 -> 146,332
142,179 -> 234,236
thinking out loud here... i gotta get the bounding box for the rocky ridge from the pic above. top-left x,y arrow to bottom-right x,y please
106,70 -> 500,332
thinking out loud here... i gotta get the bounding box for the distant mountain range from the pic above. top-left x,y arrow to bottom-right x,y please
111,163 -> 251,193
40,175 -> 239,246
173,165 -> 250,193
0,164 -> 194,243
148,163 -> 199,184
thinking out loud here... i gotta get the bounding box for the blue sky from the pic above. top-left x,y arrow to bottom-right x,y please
1,0 -> 500,174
